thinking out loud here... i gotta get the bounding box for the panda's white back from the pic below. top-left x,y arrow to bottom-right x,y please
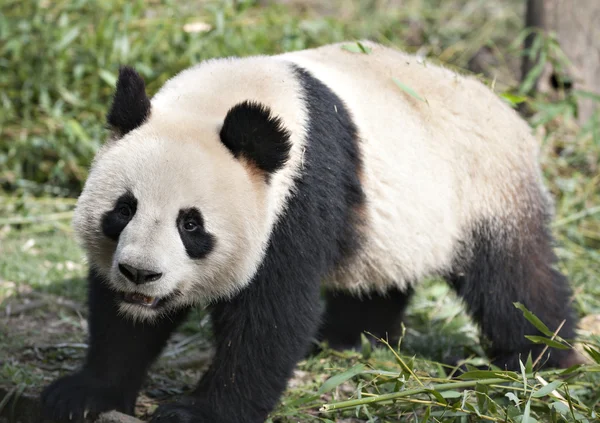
279,42 -> 549,291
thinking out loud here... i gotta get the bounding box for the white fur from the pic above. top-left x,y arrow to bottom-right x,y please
280,41 -> 549,292
74,58 -> 309,321
74,42 -> 548,320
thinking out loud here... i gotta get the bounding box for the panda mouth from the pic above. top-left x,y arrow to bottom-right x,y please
122,292 -> 161,308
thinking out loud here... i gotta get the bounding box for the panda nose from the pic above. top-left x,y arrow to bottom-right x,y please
118,263 -> 163,284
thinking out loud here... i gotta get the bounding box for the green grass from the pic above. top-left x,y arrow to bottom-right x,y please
1,0 -> 600,422
0,0 -> 525,194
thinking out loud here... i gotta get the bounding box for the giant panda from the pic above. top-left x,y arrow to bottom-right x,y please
42,41 -> 581,423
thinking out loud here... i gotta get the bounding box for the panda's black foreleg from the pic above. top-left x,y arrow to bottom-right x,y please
41,269 -> 189,422
150,272 -> 323,423
447,218 -> 580,370
318,287 -> 413,351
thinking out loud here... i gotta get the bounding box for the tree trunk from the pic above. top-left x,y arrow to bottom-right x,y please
525,0 -> 600,123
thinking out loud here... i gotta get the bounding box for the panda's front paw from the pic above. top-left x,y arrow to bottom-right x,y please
41,371 -> 135,423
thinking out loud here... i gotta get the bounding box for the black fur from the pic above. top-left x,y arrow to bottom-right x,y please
41,269 -> 189,422
446,211 -> 577,370
157,65 -> 365,423
107,67 -> 151,135
101,191 -> 137,241
219,101 -> 292,174
176,208 -> 215,259
41,64 -> 365,423
319,287 -> 414,350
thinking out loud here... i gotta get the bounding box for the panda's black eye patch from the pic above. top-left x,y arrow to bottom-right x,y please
102,192 -> 137,241
177,208 -> 214,259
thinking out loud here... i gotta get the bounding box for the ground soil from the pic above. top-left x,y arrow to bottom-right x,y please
0,292 -> 212,423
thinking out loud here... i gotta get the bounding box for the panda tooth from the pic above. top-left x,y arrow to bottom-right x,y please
124,292 -> 158,307
137,294 -> 154,305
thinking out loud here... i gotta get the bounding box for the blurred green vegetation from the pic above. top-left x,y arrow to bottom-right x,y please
0,0 -> 526,194
1,0 -> 599,422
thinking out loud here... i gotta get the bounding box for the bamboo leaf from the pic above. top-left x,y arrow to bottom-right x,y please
522,399 -> 532,423
501,92 -> 528,107
505,392 -> 519,406
426,389 -> 448,404
393,77 -> 426,102
514,303 -> 553,337
584,345 -> 600,364
525,336 -> 570,350
318,364 -> 365,394
532,379 -> 563,398
342,42 -> 372,54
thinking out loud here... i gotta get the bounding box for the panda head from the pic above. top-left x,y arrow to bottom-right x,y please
73,67 -> 292,321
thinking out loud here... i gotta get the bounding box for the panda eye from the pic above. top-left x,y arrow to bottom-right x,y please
119,205 -> 132,218
183,220 -> 198,231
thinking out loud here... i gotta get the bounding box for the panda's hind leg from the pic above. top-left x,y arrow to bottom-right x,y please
319,287 -> 413,351
447,214 -> 580,370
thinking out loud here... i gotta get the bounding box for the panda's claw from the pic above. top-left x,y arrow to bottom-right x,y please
40,371 -> 134,423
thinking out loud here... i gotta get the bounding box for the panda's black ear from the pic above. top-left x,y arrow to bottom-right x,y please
220,101 -> 292,173
107,66 -> 151,136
